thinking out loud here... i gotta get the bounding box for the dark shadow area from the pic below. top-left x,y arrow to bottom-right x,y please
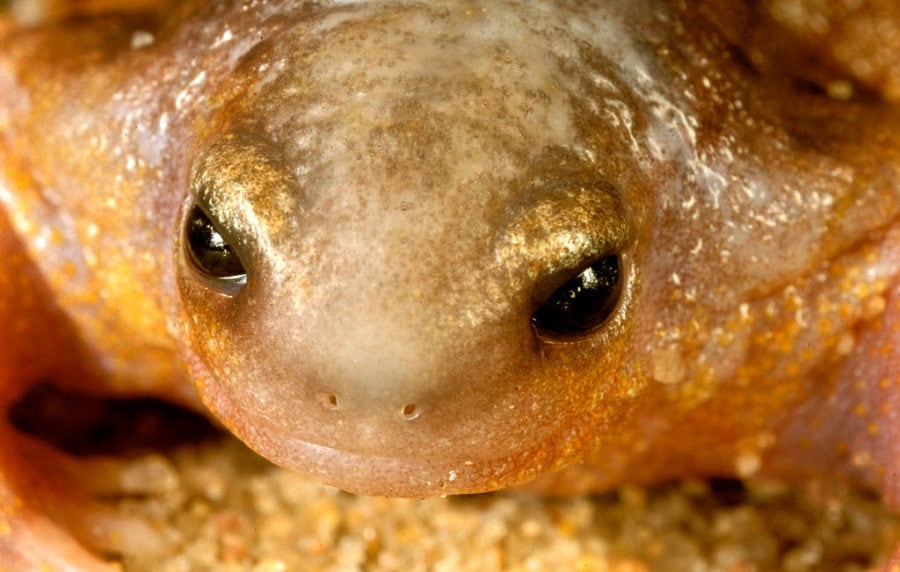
8,383 -> 221,456
707,477 -> 748,506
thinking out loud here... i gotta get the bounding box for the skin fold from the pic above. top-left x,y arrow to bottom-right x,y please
0,0 -> 898,568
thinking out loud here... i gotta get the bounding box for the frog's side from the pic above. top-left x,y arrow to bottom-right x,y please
0,0 -> 899,569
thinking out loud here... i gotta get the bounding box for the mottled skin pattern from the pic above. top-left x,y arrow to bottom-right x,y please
0,0 -> 898,569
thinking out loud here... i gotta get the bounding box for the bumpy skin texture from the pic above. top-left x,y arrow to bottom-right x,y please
0,0 -> 898,567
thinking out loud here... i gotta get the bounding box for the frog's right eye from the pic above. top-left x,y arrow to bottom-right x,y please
531,254 -> 624,339
184,205 -> 247,290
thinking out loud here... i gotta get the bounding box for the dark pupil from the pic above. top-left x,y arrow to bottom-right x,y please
185,206 -> 246,279
532,255 -> 622,336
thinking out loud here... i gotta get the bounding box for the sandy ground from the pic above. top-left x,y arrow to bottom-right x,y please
106,433 -> 900,572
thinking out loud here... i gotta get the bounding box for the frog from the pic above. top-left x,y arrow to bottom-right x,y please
0,0 -> 898,569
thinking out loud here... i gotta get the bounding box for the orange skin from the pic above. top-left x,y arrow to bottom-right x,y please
0,0 -> 899,569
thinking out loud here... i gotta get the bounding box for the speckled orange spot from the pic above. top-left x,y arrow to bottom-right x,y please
852,450 -> 872,468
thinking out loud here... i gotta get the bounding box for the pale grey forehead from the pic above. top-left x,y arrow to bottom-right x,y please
243,0 -> 669,173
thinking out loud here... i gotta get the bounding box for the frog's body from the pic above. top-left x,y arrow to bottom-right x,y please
0,0 -> 899,569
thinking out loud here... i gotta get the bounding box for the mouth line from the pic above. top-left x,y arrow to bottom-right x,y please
231,413 -> 587,497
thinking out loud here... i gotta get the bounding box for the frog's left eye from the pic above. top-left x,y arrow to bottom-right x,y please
184,205 -> 247,288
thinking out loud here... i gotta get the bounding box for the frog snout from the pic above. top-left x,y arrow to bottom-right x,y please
263,313 -> 522,454
298,330 -> 451,427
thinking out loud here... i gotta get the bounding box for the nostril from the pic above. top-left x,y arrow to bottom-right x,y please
400,403 -> 420,420
317,392 -> 339,411
315,393 -> 421,419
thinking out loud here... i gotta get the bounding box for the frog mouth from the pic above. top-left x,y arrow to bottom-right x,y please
211,400 -> 581,497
